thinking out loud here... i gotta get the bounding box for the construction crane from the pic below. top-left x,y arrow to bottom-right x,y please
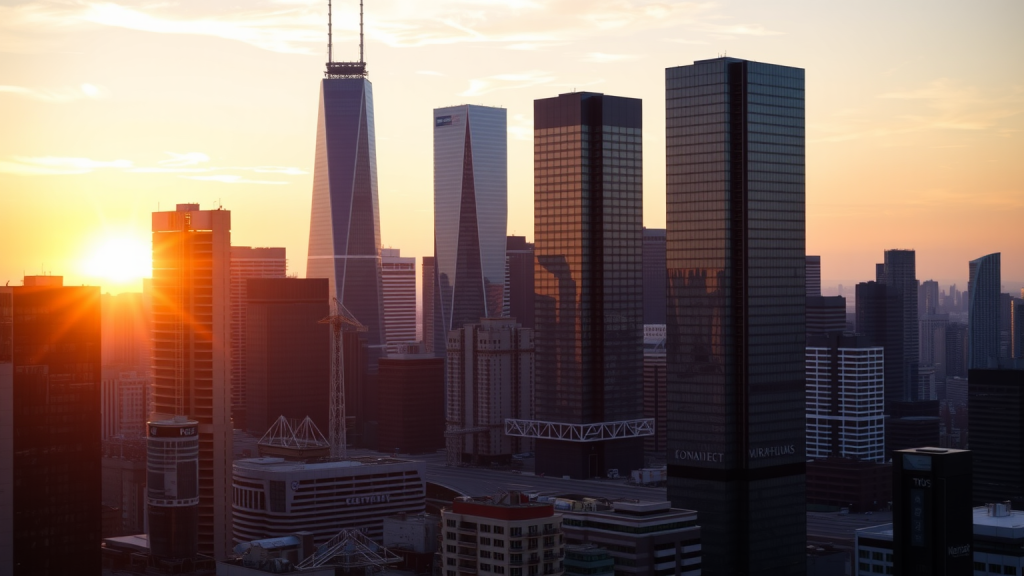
319,298 -> 367,459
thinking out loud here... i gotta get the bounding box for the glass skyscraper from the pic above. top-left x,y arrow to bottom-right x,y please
530,92 -> 645,479
306,74 -> 385,356
968,252 -> 1001,369
878,249 -> 919,392
665,58 -> 806,575
432,105 -> 508,335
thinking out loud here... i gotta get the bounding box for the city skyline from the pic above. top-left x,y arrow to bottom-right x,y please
1,1 -> 1021,295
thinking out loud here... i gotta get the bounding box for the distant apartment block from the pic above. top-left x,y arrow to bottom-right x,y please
446,318 -> 534,464
382,248 -> 417,351
806,255 -> 821,297
230,246 -> 287,429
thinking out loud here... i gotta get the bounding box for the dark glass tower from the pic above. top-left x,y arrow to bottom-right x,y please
642,228 -> 667,325
878,250 -> 919,389
968,253 -> 1001,369
856,281 -> 906,410
664,58 -> 806,575
1,277 -> 101,575
505,236 -> 535,329
306,48 -> 385,360
532,92 -> 644,479
969,367 -> 1024,507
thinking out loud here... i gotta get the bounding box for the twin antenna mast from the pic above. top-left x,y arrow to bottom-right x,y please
326,0 -> 367,78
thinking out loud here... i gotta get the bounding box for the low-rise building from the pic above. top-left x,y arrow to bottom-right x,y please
854,503 -> 1024,576
559,499 -> 701,575
440,493 -> 564,576
232,456 -> 426,545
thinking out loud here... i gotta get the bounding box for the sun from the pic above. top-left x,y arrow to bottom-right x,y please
81,234 -> 152,288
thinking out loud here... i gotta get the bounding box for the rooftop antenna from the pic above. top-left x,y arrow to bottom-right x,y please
325,0 -> 367,78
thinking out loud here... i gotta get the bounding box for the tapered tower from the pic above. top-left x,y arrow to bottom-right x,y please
306,0 -> 385,361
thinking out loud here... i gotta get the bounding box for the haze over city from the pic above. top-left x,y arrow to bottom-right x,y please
1,0 -> 1021,295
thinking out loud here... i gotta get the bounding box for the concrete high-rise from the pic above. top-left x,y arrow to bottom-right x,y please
381,248 -> 416,350
878,250 -> 919,389
664,58 -> 806,575
968,253 -> 1001,369
505,235 -> 535,329
920,313 -> 949,383
433,105 -> 507,335
151,204 -> 233,558
919,279 -> 939,317
445,318 -> 534,464
857,281 -> 905,411
509,91 -> 646,480
1,276 -> 101,575
806,255 -> 821,297
229,246 -> 287,430
305,47 -> 386,366
643,228 -> 667,325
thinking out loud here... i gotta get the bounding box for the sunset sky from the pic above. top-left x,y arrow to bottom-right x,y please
1,0 -> 1021,296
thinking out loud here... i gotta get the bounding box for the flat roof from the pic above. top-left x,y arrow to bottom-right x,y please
855,523 -> 893,540
235,455 -> 418,473
974,506 -> 1024,538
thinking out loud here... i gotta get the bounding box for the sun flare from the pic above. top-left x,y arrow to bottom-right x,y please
81,235 -> 151,286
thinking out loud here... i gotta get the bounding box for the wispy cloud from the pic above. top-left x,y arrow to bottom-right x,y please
2,0 -> 777,56
813,79 -> 1024,144
0,156 -> 131,175
183,174 -> 288,185
460,71 -> 555,97
581,52 -> 638,63
0,151 -> 305,183
0,83 -> 105,103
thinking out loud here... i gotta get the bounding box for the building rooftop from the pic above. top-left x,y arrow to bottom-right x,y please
855,523 -> 893,541
235,455 -> 416,473
974,505 -> 1024,538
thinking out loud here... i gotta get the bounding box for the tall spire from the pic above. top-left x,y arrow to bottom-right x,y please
324,0 -> 367,78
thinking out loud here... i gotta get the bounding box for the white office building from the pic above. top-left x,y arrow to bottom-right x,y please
381,248 -> 417,350
806,333 -> 885,462
232,456 -> 426,545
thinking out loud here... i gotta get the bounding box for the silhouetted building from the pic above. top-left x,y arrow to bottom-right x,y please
806,296 -> 846,335
445,318 -> 534,464
643,325 -> 667,461
230,246 -> 287,430
886,401 -> 940,459
856,281 -> 905,411
920,313 -> 948,384
1012,297 -> 1024,359
433,104 -> 507,335
892,447 -> 972,576
244,278 -> 330,434
806,255 -> 821,297
101,369 -> 148,440
946,322 -> 969,379
101,291 -> 149,370
151,204 -> 233,558
805,459 -> 891,513
305,65 -> 386,372
505,235 -> 535,329
878,250 -> 919,394
1000,292 -> 1014,359
422,256 -> 438,354
969,366 -> 1024,507
919,279 -> 939,317
665,57 -> 807,575
968,253 -> 1001,369
643,228 -> 667,324
0,277 -> 101,576
378,344 -> 444,454
381,248 -> 417,351
519,91 -> 644,480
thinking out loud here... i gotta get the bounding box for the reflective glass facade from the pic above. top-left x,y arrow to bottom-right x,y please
433,105 -> 508,334
306,78 -> 385,353
534,92 -> 644,478
968,253 -> 1001,370
665,58 -> 806,575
